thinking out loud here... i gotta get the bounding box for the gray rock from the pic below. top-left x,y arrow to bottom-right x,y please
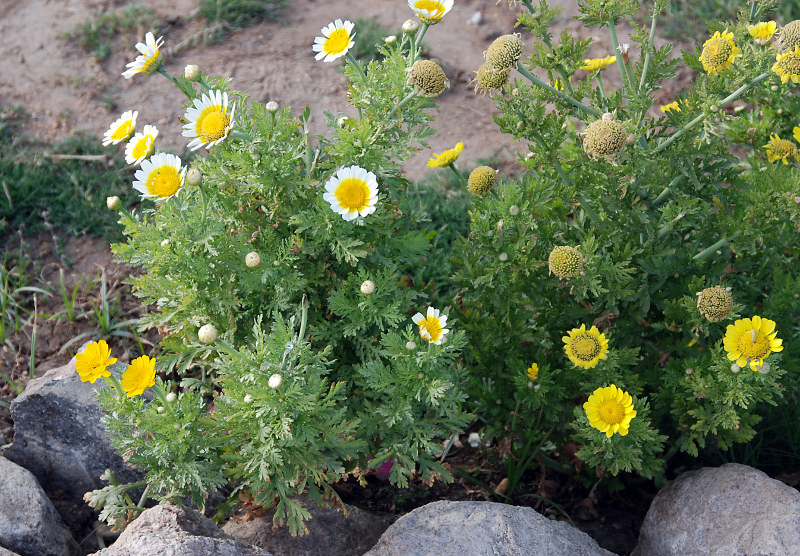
365,500 -> 616,556
0,547 -> 21,556
223,494 -> 393,556
0,455 -> 78,556
90,504 -> 272,556
3,354 -> 142,534
634,463 -> 800,556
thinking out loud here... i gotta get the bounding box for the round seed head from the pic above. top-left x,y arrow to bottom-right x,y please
548,246 -> 583,279
467,166 -> 497,196
408,60 -> 450,97
485,34 -> 524,69
696,286 -> 734,322
777,20 -> 800,53
583,118 -> 627,161
473,63 -> 510,95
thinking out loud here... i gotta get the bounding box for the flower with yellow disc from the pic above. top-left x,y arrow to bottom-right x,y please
182,90 -> 236,151
122,32 -> 164,79
132,153 -> 186,200
748,21 -> 777,45
772,45 -> 800,84
427,142 -> 464,168
124,125 -> 158,166
322,165 -> 379,221
408,0 -> 453,25
121,355 -> 157,397
102,110 -> 137,146
699,30 -> 741,75
563,324 -> 609,369
763,134 -> 799,165
584,385 -> 636,438
75,340 -> 117,383
526,363 -> 539,381
412,306 -> 449,344
312,19 -> 355,62
723,316 -> 783,371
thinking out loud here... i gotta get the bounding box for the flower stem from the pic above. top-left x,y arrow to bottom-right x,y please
389,91 -> 419,118
607,23 -> 634,96
516,63 -> 601,117
345,52 -> 368,84
414,23 -> 430,61
693,236 -> 730,261
638,6 -> 659,92
522,0 -> 535,12
157,67 -> 193,100
447,162 -> 464,184
595,73 -> 608,111
653,72 -> 771,154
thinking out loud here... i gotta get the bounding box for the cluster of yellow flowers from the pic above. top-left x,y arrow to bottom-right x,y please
75,340 -> 156,397
763,126 -> 800,165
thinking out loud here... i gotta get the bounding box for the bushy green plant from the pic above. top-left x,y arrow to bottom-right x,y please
454,0 -> 798,479
86,14 -> 468,535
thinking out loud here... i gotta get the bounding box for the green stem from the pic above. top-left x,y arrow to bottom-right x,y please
522,0 -> 535,12
345,51 -> 368,84
157,67 -> 193,100
596,73 -> 608,111
556,67 -> 575,95
103,373 -> 126,398
748,0 -> 758,22
652,175 -> 684,205
447,163 -> 464,184
388,91 -> 419,118
607,23 -> 634,96
137,484 -> 151,508
653,72 -> 771,154
229,131 -> 252,141
414,23 -> 429,61
516,63 -> 601,117
638,7 -> 659,92
693,236 -> 730,261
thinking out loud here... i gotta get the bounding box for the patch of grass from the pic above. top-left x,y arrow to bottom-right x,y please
63,6 -> 163,60
198,0 -> 287,29
662,0 -> 800,40
0,108 -> 138,242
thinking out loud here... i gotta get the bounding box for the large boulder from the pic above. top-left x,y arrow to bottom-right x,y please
0,455 -> 78,556
223,495 -> 393,556
90,504 -> 272,556
3,355 -> 141,533
365,500 -> 616,556
634,463 -> 800,556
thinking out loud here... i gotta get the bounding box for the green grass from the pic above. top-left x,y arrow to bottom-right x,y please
197,0 -> 287,29
663,0 -> 800,39
348,18 -> 395,62
0,108 -> 138,242
63,6 -> 163,60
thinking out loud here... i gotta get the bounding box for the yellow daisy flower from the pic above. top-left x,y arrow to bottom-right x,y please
102,110 -> 137,146
312,19 -> 355,62
427,141 -> 464,168
583,384 -> 636,438
322,165 -> 379,221
122,32 -> 164,79
412,306 -> 450,344
763,134 -> 799,165
132,153 -> 186,199
660,101 -> 681,113
408,0 -> 453,25
526,363 -> 539,381
75,340 -> 117,384
182,90 -> 236,151
124,124 -> 158,166
748,21 -> 777,45
563,324 -> 609,369
772,45 -> 800,84
699,30 -> 742,76
580,55 -> 616,72
120,355 -> 157,397
723,316 -> 783,371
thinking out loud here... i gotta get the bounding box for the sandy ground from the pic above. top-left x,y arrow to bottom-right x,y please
0,0 -> 646,180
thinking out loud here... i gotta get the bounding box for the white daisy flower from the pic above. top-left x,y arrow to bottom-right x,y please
412,307 -> 450,344
102,110 -> 137,146
132,153 -> 186,200
408,0 -> 454,25
124,125 -> 158,166
182,90 -> 236,151
312,19 -> 356,62
122,32 -> 164,79
322,165 -> 379,221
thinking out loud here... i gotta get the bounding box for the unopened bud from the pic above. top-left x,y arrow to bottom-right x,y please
166,392 -> 177,403
198,323 -> 218,344
184,64 -> 201,81
384,35 -> 397,44
186,167 -> 202,185
268,373 -> 283,389
406,341 -> 417,350
265,101 -> 280,113
509,205 -> 519,216
498,252 -> 508,261
710,105 -> 719,113
160,239 -> 169,247
731,364 -> 740,373
157,406 -> 164,413
360,280 -> 376,295
244,394 -> 253,403
402,19 -> 419,34
106,196 -> 121,210
245,251 -> 261,268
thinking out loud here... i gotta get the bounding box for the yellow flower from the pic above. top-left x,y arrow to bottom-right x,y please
699,30 -> 742,76
763,134 -> 799,165
408,0 -> 453,25
322,165 -> 379,221
102,110 -> 137,147
427,142 -> 464,168
132,153 -> 186,199
723,316 -> 783,371
563,324 -> 609,369
794,125 -> 800,145
583,384 -> 636,438
412,306 -> 449,344
772,45 -> 800,84
182,90 -> 235,151
312,19 -> 355,62
75,340 -> 117,384
660,101 -> 681,113
526,363 -> 539,381
122,32 -> 164,79
547,80 -> 565,91
580,55 -> 616,72
120,355 -> 157,397
748,21 -> 777,45
124,125 -> 158,166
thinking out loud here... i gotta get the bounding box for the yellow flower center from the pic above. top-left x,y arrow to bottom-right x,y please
146,166 -> 182,198
324,28 -> 351,56
527,364 -> 539,380
598,399 -> 625,426
131,135 -> 153,160
334,177 -> 370,212
197,108 -> 230,142
111,121 -> 134,141
572,334 -> 602,361
419,316 -> 442,342
736,329 -> 771,361
414,0 -> 446,19
140,48 -> 161,73
777,53 -> 800,76
704,38 -> 733,66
